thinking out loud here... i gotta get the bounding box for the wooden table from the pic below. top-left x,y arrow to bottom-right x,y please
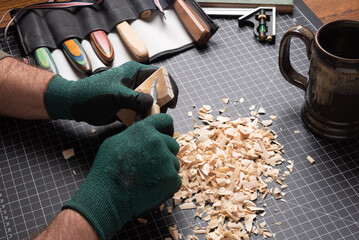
1,0 -> 359,28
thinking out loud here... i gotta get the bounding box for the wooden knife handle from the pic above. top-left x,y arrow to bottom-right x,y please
62,38 -> 92,75
89,30 -> 114,65
116,21 -> 149,62
173,0 -> 210,45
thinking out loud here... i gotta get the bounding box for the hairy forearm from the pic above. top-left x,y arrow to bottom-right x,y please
35,209 -> 99,240
0,57 -> 53,119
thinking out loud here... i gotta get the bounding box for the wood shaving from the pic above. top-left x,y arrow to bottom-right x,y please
193,229 -> 207,234
169,225 -> 179,240
186,236 -> 199,240
72,170 -> 77,176
269,115 -> 277,120
275,222 -> 282,226
91,129 -> 96,134
62,148 -> 74,160
249,105 -> 255,111
261,120 -> 273,127
219,107 -> 228,113
294,130 -> 300,134
167,206 -> 173,213
221,98 -> 229,104
137,218 -> 147,224
175,106 -> 290,239
179,202 -> 197,210
307,155 -> 315,164
258,107 -> 266,114
160,203 -> 165,211
286,160 -> 294,173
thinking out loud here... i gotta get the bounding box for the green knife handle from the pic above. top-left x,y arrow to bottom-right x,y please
34,47 -> 59,74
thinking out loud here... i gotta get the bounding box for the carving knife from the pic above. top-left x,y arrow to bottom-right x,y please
34,47 -> 59,74
62,38 -> 92,75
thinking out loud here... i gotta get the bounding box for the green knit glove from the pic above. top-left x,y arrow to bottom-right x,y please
44,61 -> 178,125
62,113 -> 181,240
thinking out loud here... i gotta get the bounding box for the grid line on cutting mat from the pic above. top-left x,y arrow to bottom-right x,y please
1,2 -> 359,240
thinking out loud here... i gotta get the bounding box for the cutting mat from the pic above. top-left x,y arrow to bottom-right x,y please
1,0 -> 359,239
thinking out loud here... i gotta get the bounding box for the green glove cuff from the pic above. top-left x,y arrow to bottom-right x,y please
44,75 -> 74,119
62,166 -> 132,240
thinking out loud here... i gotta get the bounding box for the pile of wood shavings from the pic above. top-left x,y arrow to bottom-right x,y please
173,105 -> 291,240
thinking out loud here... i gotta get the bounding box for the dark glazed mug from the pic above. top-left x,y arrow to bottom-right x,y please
279,20 -> 359,141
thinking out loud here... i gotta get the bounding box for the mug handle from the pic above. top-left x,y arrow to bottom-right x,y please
278,26 -> 315,91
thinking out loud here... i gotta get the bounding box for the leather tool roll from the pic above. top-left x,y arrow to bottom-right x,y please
12,0 -> 219,79
13,0 -> 173,55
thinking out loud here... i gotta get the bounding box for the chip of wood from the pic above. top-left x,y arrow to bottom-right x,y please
221,98 -> 229,104
167,206 -> 173,213
62,148 -> 74,160
193,229 -> 207,234
159,203 -> 165,211
179,202 -> 197,210
262,120 -> 273,126
219,107 -> 228,113
137,218 -> 147,224
258,107 -> 266,114
169,226 -> 179,240
307,155 -> 315,164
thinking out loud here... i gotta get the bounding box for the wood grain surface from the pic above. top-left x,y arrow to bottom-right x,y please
0,0 -> 358,27
302,0 -> 359,23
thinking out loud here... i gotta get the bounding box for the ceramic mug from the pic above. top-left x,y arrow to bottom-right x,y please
279,20 -> 359,141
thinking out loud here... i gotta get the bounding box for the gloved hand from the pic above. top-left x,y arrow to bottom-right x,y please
62,113 -> 181,240
44,61 -> 178,125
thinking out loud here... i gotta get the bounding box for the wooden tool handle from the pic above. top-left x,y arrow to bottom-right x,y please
34,47 -> 59,74
173,0 -> 211,45
89,30 -> 114,65
116,21 -> 149,62
62,38 -> 92,75
141,9 -> 152,19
